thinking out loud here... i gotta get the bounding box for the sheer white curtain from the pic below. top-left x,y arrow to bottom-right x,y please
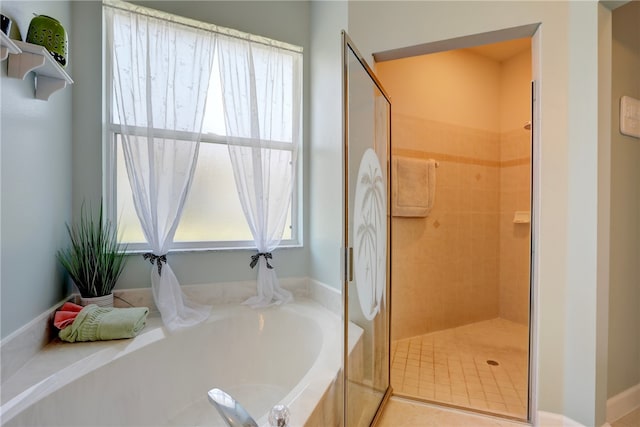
106,6 -> 215,330
217,36 -> 302,308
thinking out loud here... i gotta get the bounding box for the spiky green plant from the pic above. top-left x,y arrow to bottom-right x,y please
57,204 -> 128,298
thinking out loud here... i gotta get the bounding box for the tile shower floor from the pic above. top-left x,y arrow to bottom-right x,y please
391,318 -> 529,420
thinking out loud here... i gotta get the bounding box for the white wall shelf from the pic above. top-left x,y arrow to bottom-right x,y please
6,40 -> 73,101
0,32 -> 22,61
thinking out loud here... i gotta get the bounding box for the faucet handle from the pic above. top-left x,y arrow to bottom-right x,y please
268,404 -> 290,427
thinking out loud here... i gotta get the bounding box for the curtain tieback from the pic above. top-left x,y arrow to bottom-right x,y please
143,253 -> 167,276
250,252 -> 273,269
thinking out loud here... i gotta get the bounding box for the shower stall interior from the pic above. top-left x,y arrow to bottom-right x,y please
376,38 -> 534,421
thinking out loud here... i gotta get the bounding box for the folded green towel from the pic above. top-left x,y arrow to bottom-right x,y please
59,304 -> 149,343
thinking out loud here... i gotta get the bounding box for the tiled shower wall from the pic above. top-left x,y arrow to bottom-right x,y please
391,119 -> 531,341
391,115 -> 502,341
382,46 -> 532,342
498,129 -> 531,325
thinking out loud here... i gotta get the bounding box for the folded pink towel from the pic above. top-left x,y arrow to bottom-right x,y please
54,302 -> 83,329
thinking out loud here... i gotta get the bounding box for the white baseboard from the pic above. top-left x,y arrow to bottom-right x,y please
537,411 -> 586,427
607,383 -> 640,423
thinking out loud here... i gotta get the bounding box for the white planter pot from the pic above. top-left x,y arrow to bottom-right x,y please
79,293 -> 114,307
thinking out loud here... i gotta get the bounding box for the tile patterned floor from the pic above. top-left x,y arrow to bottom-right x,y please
391,318 -> 530,420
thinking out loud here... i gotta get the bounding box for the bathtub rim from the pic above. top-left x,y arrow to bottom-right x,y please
0,277 -> 343,388
0,298 -> 351,427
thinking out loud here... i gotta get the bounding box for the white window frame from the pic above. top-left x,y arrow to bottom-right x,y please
103,5 -> 302,253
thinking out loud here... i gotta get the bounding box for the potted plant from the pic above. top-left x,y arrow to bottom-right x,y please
57,204 -> 128,307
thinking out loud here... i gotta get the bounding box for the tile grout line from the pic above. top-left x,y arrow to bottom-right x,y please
391,318 -> 528,419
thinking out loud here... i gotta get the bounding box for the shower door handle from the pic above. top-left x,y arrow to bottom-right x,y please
345,246 -> 354,282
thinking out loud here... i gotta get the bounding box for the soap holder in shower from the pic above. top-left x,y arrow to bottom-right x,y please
513,211 -> 530,224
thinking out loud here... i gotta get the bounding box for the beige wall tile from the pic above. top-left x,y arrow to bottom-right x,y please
390,90 -> 531,340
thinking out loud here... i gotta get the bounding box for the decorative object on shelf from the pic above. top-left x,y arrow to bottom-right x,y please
56,204 -> 128,307
0,14 -> 11,35
26,14 -> 67,67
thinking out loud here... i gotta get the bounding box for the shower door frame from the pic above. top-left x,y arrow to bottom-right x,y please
342,30 -> 393,427
371,24 -> 542,425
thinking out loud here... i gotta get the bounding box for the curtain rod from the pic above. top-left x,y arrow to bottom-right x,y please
102,0 -> 303,54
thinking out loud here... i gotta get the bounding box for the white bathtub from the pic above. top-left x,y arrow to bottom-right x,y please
1,300 -> 343,427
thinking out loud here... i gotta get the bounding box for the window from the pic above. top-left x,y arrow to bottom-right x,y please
106,11 -> 302,252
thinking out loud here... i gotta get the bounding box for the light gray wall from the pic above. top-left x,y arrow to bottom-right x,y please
564,4 -> 610,424
71,1 -> 102,214
309,1 -> 347,290
346,1 -> 612,425
0,1 -> 73,339
72,1 -> 311,291
608,0 -> 640,398
1,0 -> 313,337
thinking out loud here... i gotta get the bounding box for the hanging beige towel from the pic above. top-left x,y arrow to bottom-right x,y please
392,156 -> 436,217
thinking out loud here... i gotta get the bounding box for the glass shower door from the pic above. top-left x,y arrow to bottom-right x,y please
343,32 -> 392,427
